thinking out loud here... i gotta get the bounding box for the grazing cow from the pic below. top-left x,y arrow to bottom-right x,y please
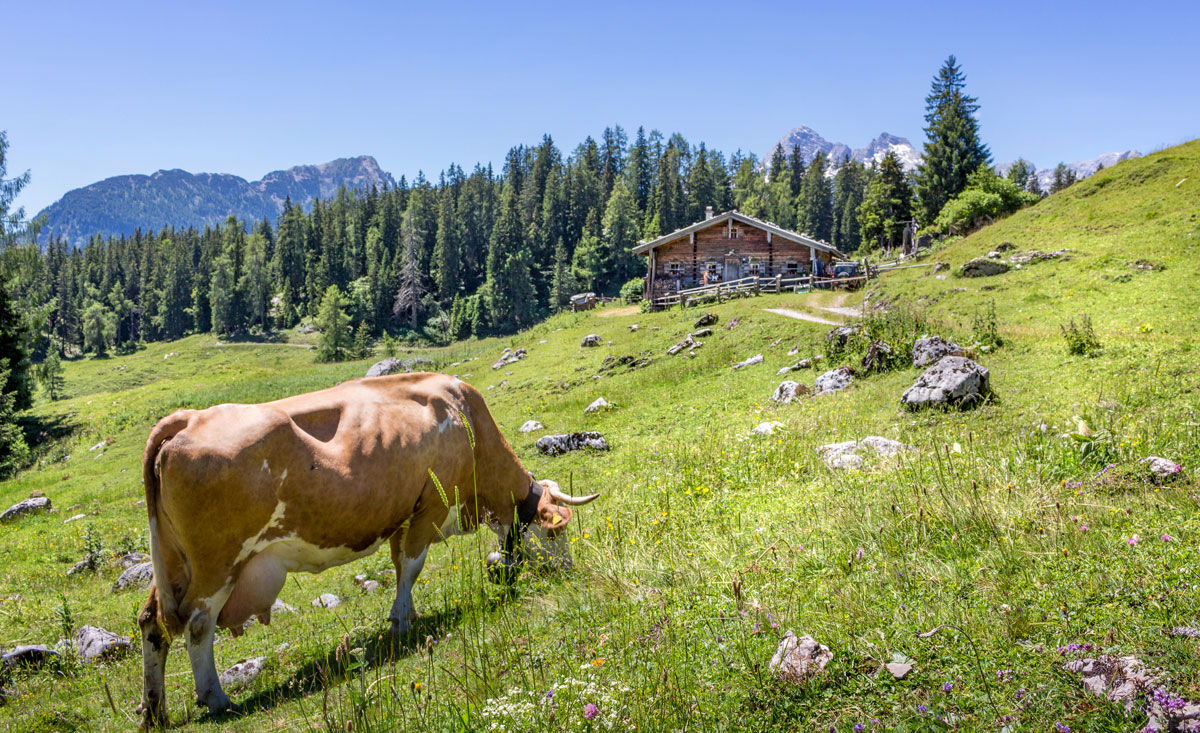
135,373 -> 598,727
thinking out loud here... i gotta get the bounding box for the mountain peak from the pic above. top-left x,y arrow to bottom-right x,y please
773,126 -> 921,172
37,157 -> 396,244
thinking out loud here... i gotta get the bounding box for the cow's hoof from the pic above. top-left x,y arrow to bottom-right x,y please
136,701 -> 167,729
196,690 -> 232,716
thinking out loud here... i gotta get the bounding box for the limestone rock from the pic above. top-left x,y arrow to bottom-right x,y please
860,340 -> 895,373
771,381 -> 810,404
817,436 -> 912,469
629,324 -> 639,332
815,367 -> 853,395
667,335 -> 694,356
311,594 -> 341,609
75,625 -> 133,663
219,657 -> 267,689
691,328 -> 713,338
732,354 -> 763,370
112,562 -> 154,593
825,325 -> 860,354
63,513 -> 87,524
366,357 -> 434,378
694,313 -> 718,328
1,497 -> 51,522
886,662 -> 913,679
117,552 -> 150,568
901,356 -> 990,408
584,397 -> 612,414
518,420 -> 544,434
2,645 -> 60,669
66,560 -> 91,576
580,334 -> 601,347
751,421 -> 785,436
1141,456 -> 1183,482
270,600 -> 295,614
769,632 -> 833,684
912,336 -> 961,368
959,258 -> 1010,277
535,432 -> 610,456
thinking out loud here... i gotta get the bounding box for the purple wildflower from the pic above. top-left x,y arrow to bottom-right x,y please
1161,534 -> 1174,542
1056,724 -> 1070,733
856,547 -> 864,561
854,724 -> 865,733
917,704 -> 927,714
546,689 -> 555,700
1128,534 -> 1140,546
1152,687 -> 1187,713
996,668 -> 1014,683
583,703 -> 599,720
1015,687 -> 1026,700
941,681 -> 954,693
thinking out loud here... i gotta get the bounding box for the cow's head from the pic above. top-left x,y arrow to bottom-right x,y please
486,479 -> 598,584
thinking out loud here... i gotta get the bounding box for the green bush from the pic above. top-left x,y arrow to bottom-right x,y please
620,277 -> 644,303
1061,314 -> 1101,356
934,165 -> 1041,234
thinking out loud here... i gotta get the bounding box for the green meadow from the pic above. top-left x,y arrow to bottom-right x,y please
1,141 -> 1198,732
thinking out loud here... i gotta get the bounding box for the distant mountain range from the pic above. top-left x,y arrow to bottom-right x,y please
37,156 -> 394,244
772,126 -> 924,172
772,126 -> 1139,188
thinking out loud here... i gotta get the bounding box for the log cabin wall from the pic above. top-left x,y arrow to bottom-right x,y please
648,220 -> 836,289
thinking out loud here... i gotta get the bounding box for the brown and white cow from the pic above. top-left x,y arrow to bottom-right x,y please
135,372 -> 597,727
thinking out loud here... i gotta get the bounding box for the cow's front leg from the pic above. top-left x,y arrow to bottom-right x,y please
388,533 -> 428,637
185,608 -> 230,715
136,585 -> 170,728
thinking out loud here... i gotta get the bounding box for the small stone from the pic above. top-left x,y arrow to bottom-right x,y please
787,345 -> 800,356
1140,456 -> 1183,482
535,432 -> 609,456
360,580 -> 381,594
732,354 -> 763,370
75,625 -> 133,663
271,600 -> 295,614
219,657 -> 266,689
691,328 -> 713,338
112,562 -> 154,592
1,497 -> 52,522
629,324 -> 639,332
311,594 -> 341,609
89,440 -> 108,452
63,513 -> 87,524
694,313 -> 718,328
750,421 -> 785,436
886,662 -> 913,679
518,420 -> 544,434
66,560 -> 91,576
580,334 -> 601,347
584,397 -> 612,414
117,552 -> 150,568
769,631 -> 833,684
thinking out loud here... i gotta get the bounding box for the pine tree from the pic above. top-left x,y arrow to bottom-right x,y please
601,179 -> 641,286
769,144 -> 788,180
315,285 -> 351,362
796,151 -> 834,241
273,197 -> 306,324
787,145 -> 806,198
239,232 -> 269,330
82,299 -> 117,356
483,184 -> 536,331
209,253 -> 235,336
685,145 -> 718,223
832,157 -> 867,251
352,321 -> 372,359
0,131 -> 34,409
915,55 -> 991,224
549,240 -> 576,310
1050,163 -> 1078,193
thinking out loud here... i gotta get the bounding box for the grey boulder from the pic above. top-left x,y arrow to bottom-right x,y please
732,354 -> 763,370
959,258 -> 1010,277
815,367 -> 854,395
220,657 -> 267,689
112,562 -> 154,593
694,313 -> 718,328
1,497 -> 51,522
535,432 -> 609,456
580,334 -> 601,347
75,625 -> 134,664
912,336 -> 960,367
1141,456 -> 1183,482
2,645 -> 60,669
771,381 -> 810,404
901,356 -> 990,408
769,631 -> 833,684
518,420 -> 544,434
366,357 -> 434,378
311,594 -> 341,609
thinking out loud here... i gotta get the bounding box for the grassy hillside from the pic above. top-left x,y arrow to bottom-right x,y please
1,141 -> 1198,732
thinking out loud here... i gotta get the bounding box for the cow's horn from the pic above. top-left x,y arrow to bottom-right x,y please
547,485 -> 599,506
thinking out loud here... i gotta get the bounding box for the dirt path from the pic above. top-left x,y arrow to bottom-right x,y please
597,305 -> 640,317
762,308 -> 842,326
812,292 -> 863,318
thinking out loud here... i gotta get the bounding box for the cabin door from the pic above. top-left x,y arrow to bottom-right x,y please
724,258 -> 740,281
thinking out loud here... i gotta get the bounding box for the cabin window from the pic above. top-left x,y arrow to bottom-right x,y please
784,260 -> 799,275
704,261 -> 719,274
728,226 -> 740,239
666,261 -> 683,276
747,260 -> 761,275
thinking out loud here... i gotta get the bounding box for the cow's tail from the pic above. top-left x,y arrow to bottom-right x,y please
143,412 -> 191,636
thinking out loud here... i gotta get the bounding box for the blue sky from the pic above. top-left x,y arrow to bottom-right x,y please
6,0 -> 1198,214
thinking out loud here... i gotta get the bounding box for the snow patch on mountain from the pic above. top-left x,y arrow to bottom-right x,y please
772,127 -> 922,173
998,150 -> 1141,189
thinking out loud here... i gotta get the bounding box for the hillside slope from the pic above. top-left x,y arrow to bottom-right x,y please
1,141 -> 1198,731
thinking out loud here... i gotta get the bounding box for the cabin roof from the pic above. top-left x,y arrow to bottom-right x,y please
632,210 -> 846,258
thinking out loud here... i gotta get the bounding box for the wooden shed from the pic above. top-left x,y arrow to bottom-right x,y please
633,208 -> 846,301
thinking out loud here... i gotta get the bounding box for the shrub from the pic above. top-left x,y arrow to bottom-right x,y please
933,165 -> 1041,234
1061,314 -> 1101,356
972,300 -> 1003,350
620,277 -> 644,303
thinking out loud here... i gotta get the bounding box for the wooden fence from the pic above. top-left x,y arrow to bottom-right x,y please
650,273 -> 870,308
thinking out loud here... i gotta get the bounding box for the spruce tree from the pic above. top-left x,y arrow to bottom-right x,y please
393,216 -> 426,331
0,131 -> 34,409
796,151 -> 834,241
36,349 -> 65,401
915,55 -> 991,223
858,151 -> 913,250
0,358 -> 29,478
601,179 -> 641,285
315,285 -> 351,362
431,188 -> 461,304
1050,163 -> 1077,193
352,321 -> 372,359
82,299 -> 117,356
787,145 -> 806,198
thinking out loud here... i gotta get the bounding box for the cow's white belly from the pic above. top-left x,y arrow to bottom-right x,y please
264,535 -> 386,574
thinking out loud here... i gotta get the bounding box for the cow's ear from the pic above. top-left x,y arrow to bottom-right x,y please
535,503 -> 572,537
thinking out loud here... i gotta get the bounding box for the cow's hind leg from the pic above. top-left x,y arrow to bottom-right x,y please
136,585 -> 170,728
186,607 -> 231,716
388,531 -> 429,637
